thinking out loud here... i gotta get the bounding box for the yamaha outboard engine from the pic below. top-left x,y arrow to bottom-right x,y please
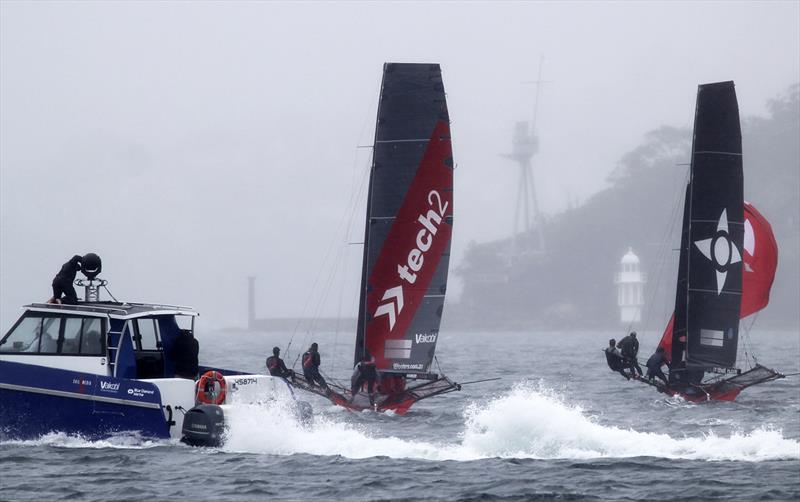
181,404 -> 225,447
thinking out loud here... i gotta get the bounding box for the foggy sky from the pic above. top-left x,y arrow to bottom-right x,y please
1,1 -> 798,329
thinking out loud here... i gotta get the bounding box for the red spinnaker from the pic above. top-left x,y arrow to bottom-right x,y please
657,202 -> 778,363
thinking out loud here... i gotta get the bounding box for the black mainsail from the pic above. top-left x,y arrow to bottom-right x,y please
674,81 -> 744,374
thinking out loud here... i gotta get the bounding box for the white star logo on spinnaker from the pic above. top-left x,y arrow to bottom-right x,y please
694,208 -> 742,295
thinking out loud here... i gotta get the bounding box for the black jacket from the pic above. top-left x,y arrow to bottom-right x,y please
171,333 -> 199,377
646,352 -> 667,371
266,355 -> 291,377
617,335 -> 639,358
604,347 -> 624,371
356,358 -> 377,380
54,255 -> 82,283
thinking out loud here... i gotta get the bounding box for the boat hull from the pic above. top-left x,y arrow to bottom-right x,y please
0,360 -> 169,440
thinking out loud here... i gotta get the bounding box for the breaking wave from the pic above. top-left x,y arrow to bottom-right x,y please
222,383 -> 800,462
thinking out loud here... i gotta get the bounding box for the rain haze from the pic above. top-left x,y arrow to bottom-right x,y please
1,1 -> 798,330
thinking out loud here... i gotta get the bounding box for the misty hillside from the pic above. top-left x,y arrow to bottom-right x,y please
451,84 -> 799,331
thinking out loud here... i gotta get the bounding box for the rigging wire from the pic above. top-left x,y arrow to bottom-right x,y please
639,165 -> 690,342
102,284 -> 119,303
287,92 -> 378,369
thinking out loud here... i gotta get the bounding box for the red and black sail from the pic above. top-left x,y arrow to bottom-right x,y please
657,202 -> 778,363
354,63 -> 454,374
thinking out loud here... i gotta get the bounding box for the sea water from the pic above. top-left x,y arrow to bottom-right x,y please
1,330 -> 798,500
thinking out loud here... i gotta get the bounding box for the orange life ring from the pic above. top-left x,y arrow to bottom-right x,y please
196,370 -> 227,405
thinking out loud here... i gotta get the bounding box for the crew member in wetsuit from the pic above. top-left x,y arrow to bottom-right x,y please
48,255 -> 82,305
170,329 -> 199,379
617,331 -> 643,377
351,354 -> 377,407
302,342 -> 328,392
645,347 -> 669,384
604,338 -> 630,380
266,346 -> 294,381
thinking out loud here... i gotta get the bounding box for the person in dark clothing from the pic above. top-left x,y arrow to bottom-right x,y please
351,354 -> 378,407
302,342 -> 328,391
266,346 -> 294,381
617,331 -> 643,376
645,347 -> 669,384
48,255 -> 82,305
604,338 -> 630,380
170,329 -> 199,379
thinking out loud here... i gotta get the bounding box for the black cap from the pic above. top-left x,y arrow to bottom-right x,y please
272,346 -> 280,355
630,331 -> 637,337
310,342 -> 318,350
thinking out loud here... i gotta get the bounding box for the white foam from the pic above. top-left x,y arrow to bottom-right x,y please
5,383 -> 798,461
2,431 -> 169,449
222,382 -> 800,462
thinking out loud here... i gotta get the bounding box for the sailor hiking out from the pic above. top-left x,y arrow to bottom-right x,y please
604,338 -> 630,380
266,347 -> 295,381
302,343 -> 329,392
617,331 -> 643,376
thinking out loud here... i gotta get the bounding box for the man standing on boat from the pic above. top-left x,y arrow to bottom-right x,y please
604,338 -> 630,380
302,343 -> 329,392
617,332 -> 643,377
266,346 -> 295,381
48,255 -> 82,305
351,353 -> 378,407
645,347 -> 669,385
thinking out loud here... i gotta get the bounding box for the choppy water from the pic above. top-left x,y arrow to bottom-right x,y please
2,330 -> 799,500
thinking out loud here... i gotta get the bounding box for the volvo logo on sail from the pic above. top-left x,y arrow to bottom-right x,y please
375,190 -> 449,332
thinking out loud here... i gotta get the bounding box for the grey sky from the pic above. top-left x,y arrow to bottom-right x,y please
1,1 -> 798,328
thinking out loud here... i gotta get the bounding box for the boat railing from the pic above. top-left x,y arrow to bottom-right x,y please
124,302 -> 198,314
25,303 -> 128,315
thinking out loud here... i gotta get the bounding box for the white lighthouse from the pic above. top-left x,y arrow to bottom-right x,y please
615,247 -> 646,324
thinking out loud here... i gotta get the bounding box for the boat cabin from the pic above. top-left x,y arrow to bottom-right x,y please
0,302 -> 198,379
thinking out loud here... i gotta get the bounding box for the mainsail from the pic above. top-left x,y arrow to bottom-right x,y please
354,63 -> 454,374
672,81 -> 744,372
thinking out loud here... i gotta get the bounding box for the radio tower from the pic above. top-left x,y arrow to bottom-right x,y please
502,55 -> 549,260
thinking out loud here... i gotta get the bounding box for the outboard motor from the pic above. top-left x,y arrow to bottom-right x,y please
181,404 -> 225,447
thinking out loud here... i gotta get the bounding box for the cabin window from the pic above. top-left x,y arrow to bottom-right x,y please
81,318 -> 103,355
135,319 -> 160,351
39,317 -> 61,354
0,314 -> 105,355
0,317 -> 42,353
62,318 -> 82,355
